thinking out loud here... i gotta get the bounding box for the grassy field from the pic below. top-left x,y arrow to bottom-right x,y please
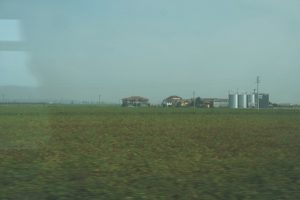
0,105 -> 300,199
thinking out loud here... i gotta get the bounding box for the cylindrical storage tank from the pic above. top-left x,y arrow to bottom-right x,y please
247,94 -> 256,108
238,94 -> 247,108
229,94 -> 238,109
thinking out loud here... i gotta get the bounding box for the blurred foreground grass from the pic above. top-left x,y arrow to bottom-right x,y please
0,105 -> 300,199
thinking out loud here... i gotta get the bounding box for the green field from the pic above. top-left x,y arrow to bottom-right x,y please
0,105 -> 300,199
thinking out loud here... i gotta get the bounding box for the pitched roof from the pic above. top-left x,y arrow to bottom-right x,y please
165,95 -> 182,100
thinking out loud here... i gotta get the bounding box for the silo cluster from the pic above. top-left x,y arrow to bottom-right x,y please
229,93 -> 257,109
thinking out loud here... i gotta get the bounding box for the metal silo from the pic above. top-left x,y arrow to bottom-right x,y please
247,93 -> 256,108
238,94 -> 247,108
229,93 -> 238,109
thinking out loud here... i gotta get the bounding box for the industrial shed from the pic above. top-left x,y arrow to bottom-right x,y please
201,98 -> 228,108
122,96 -> 149,107
212,98 -> 229,108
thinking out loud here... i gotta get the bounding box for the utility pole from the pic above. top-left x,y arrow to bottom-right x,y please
98,94 -> 101,105
256,76 -> 260,110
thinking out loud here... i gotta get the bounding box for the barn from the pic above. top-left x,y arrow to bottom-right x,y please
162,95 -> 183,107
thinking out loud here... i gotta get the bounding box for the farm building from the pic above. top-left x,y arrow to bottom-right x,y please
162,95 -> 183,107
212,98 -> 229,108
122,96 -> 149,107
162,95 -> 193,107
201,98 -> 229,108
201,98 -> 214,108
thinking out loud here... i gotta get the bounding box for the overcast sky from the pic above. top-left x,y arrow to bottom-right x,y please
0,0 -> 300,103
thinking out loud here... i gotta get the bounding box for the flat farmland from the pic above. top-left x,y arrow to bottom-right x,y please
0,105 -> 300,199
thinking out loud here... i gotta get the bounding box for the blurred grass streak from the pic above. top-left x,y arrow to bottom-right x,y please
0,105 -> 300,199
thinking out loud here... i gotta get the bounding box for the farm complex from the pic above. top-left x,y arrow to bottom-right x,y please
122,92 -> 270,109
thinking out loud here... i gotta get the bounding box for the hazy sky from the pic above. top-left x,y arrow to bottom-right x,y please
0,0 -> 300,103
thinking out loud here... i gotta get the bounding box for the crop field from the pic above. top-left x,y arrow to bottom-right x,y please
0,105 -> 300,199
